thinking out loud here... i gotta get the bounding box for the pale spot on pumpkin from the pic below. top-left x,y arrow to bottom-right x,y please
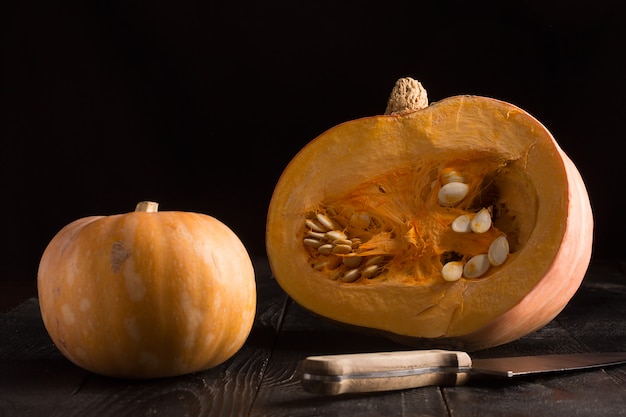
224,337 -> 242,358
65,251 -> 79,287
123,259 -> 147,302
79,298 -> 91,312
180,291 -> 203,349
124,316 -> 141,342
205,332 -> 215,347
61,304 -> 76,325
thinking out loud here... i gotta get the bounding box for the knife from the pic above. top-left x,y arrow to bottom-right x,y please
299,349 -> 626,395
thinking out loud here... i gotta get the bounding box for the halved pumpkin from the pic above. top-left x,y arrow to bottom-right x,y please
266,78 -> 593,350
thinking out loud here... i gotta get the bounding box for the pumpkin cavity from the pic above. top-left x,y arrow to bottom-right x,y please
302,157 -> 537,285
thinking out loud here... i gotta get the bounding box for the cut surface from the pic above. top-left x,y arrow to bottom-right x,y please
266,95 -> 589,347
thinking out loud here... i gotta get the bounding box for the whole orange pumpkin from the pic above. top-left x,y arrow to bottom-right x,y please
266,78 -> 593,350
38,201 -> 256,378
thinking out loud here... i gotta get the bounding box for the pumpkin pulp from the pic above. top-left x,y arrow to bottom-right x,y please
308,155 -> 527,287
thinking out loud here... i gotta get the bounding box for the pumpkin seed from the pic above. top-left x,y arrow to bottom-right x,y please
451,214 -> 473,233
342,268 -> 361,283
463,254 -> 490,278
303,211 -> 391,282
331,271 -> 343,280
317,213 -> 339,231
305,219 -> 328,233
488,236 -> 509,266
470,207 -> 492,233
441,169 -> 465,185
303,238 -> 323,248
343,256 -> 363,268
342,256 -> 363,268
332,238 -> 353,247
325,230 -> 348,241
306,231 -> 326,240
349,212 -> 371,229
361,264 -> 381,278
312,261 -> 328,270
318,244 -> 334,255
441,261 -> 464,282
365,255 -> 385,267
332,244 -> 353,255
438,182 -> 469,207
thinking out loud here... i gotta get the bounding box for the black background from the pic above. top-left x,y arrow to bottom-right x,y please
2,0 -> 625,287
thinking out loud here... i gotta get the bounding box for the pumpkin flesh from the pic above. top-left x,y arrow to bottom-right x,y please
266,95 -> 592,350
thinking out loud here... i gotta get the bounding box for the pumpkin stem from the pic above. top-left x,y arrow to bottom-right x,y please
384,77 -> 429,115
135,201 -> 159,213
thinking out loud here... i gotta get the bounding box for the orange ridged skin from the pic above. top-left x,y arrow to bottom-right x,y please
38,205 -> 256,378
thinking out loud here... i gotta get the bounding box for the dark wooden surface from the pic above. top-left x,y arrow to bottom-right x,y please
1,258 -> 626,417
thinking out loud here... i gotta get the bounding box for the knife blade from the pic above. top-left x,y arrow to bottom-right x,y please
299,349 -> 626,395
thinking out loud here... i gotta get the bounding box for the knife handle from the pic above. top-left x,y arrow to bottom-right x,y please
299,349 -> 472,395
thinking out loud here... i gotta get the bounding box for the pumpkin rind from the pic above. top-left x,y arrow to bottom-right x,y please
38,205 -> 256,378
266,95 -> 593,350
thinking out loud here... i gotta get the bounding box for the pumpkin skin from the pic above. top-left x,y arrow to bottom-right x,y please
266,91 -> 593,351
38,202 -> 256,378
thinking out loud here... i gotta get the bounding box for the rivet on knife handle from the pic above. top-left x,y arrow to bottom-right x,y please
299,349 -> 472,395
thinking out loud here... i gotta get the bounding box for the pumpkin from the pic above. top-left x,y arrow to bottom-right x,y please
37,201 -> 256,378
266,78 -> 593,351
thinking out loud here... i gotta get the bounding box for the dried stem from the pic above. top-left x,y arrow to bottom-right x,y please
135,201 -> 159,212
384,77 -> 429,115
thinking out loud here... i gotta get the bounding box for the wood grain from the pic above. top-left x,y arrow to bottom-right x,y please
0,298 -> 89,416
248,299 -> 453,416
0,258 -> 289,417
443,261 -> 626,417
1,259 -> 626,416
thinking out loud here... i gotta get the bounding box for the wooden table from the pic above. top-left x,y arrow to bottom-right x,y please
2,258 -> 626,416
